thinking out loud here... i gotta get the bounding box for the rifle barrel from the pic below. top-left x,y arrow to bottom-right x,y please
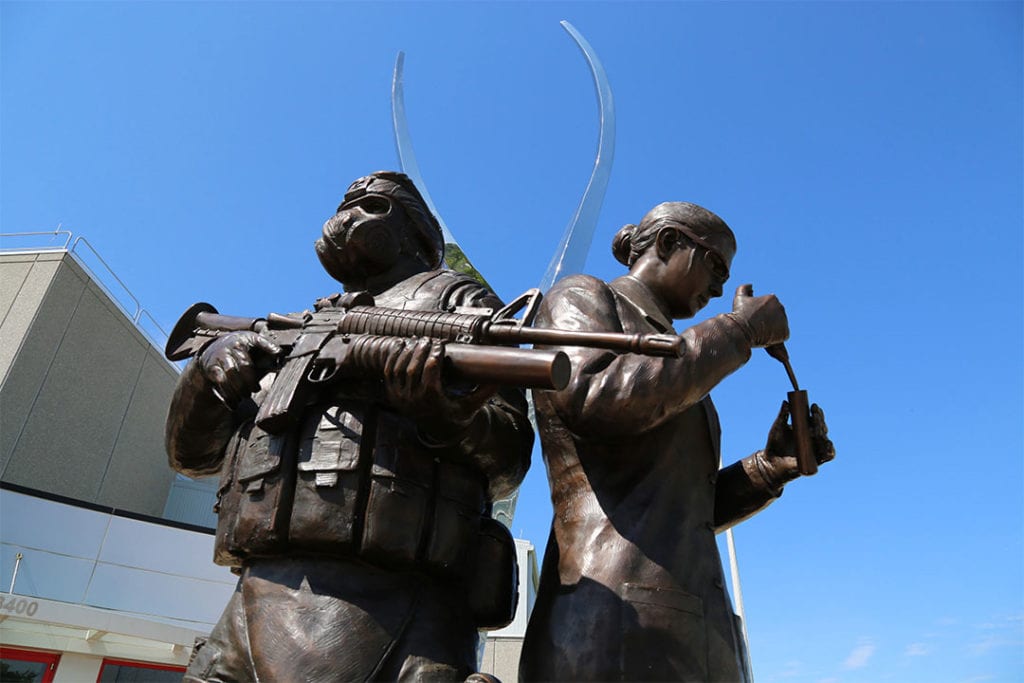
486,326 -> 682,358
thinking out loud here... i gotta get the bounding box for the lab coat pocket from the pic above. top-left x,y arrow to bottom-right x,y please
621,583 -> 707,682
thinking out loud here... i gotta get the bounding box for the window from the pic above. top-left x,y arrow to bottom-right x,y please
96,659 -> 185,683
0,647 -> 60,683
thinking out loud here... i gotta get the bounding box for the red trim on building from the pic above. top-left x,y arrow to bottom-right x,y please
0,646 -> 61,683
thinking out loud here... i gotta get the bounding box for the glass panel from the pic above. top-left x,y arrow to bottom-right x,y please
98,664 -> 184,683
0,659 -> 48,682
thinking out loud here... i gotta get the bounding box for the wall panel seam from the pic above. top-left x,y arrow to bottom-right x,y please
1,254 -> 46,388
94,351 -> 150,503
0,254 -> 37,331
1,266 -> 88,480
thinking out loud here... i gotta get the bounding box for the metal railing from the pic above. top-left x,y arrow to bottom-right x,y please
1,230 -> 172,356
0,229 -> 74,251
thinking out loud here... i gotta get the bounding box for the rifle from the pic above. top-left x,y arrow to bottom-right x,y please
166,289 -> 683,434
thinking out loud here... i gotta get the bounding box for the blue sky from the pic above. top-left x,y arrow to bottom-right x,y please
2,2 -> 1021,681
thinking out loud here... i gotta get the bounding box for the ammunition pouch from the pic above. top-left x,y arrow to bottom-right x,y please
213,420 -> 295,566
422,460 -> 487,576
360,414 -> 435,568
288,406 -> 366,553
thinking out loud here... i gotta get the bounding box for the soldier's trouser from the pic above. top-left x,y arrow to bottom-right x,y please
185,557 -> 477,682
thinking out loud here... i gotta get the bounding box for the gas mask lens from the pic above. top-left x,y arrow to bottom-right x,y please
355,195 -> 391,216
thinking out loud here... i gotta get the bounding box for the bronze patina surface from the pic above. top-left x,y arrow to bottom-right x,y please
520,202 -> 834,683
166,172 -> 533,682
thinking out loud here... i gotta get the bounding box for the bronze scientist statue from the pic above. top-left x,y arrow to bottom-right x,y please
166,171 -> 533,682
519,202 -> 835,682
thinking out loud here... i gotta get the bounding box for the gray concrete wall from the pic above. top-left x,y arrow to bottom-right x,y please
0,252 -> 61,387
0,251 -> 179,516
481,637 -> 526,683
480,539 -> 538,680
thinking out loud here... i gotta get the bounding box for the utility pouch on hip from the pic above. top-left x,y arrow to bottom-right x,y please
288,405 -> 365,553
468,516 -> 519,630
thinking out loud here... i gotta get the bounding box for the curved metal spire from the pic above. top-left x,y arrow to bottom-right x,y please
539,20 -> 617,291
393,52 -> 493,286
391,51 -> 457,247
389,24 -> 617,531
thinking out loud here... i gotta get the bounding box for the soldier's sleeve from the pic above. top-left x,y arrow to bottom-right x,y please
441,272 -> 504,311
537,275 -> 753,438
165,360 -> 242,478
423,274 -> 533,502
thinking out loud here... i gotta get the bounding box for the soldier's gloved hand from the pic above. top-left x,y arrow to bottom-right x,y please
197,331 -> 281,408
727,284 -> 789,348
381,338 -> 496,428
753,400 -> 835,492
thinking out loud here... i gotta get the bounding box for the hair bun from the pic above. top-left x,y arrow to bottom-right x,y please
612,224 -> 637,266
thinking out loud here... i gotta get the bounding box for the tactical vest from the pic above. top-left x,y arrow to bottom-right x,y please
208,270 -> 519,627
211,402 -> 488,580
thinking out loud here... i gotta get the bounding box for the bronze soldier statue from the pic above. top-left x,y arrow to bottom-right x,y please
519,202 -> 834,682
166,171 -> 533,682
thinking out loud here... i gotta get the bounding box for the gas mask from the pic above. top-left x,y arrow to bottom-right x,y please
316,171 -> 445,286
316,193 -> 404,283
